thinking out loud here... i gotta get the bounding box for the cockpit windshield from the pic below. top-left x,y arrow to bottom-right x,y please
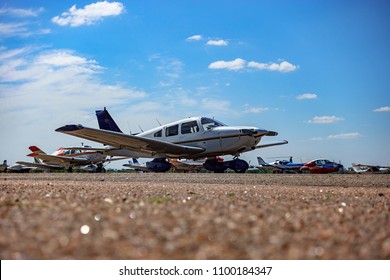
201,117 -> 226,131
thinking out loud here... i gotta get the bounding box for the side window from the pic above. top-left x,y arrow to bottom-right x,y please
154,130 -> 162,137
181,121 -> 199,134
166,125 -> 179,137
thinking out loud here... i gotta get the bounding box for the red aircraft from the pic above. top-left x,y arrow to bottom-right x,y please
300,158 -> 343,174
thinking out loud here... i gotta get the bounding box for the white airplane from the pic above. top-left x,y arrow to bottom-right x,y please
16,145 -> 109,172
56,109 -> 288,173
3,158 -> 45,173
351,163 -> 390,174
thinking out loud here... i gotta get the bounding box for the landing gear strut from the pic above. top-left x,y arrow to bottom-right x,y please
204,158 -> 249,173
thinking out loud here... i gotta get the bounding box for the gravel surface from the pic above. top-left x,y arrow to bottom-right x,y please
1,173 -> 389,260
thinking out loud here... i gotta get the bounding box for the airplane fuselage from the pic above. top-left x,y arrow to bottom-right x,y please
55,149 -> 106,165
127,117 -> 267,159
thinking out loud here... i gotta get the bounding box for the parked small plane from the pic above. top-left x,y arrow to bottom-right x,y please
56,108 -> 288,173
17,145 -> 109,172
256,156 -> 303,173
5,158 -> 45,173
351,163 -> 390,174
300,158 -> 343,174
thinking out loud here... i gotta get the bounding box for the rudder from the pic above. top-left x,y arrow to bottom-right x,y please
257,156 -> 267,165
96,107 -> 123,133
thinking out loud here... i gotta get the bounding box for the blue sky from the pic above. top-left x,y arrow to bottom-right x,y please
1,0 -> 389,169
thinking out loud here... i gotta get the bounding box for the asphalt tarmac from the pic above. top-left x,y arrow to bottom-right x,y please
0,173 -> 389,259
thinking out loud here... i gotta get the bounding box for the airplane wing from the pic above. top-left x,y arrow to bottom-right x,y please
56,125 -> 205,158
28,153 -> 90,165
15,161 -> 63,170
255,140 -> 288,149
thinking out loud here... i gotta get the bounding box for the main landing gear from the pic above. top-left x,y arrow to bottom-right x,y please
203,158 -> 249,173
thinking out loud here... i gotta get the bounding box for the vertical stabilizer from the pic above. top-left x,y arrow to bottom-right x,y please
28,146 -> 46,156
95,107 -> 123,133
257,156 -> 267,165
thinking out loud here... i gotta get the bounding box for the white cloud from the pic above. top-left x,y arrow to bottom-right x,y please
248,60 -> 298,73
0,22 -> 50,38
0,47 -> 31,60
244,107 -> 269,113
206,39 -> 228,46
307,116 -> 344,124
186,35 -> 203,41
209,59 -> 298,73
52,1 -> 125,27
327,133 -> 361,140
208,58 -> 246,71
311,132 -> 361,141
296,93 -> 317,100
35,50 -> 99,68
0,6 -> 49,37
0,7 -> 44,17
373,106 -> 390,112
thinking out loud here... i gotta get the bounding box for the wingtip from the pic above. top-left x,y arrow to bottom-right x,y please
55,124 -> 84,133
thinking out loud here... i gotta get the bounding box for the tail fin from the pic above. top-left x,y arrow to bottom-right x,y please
95,107 -> 123,133
132,158 -> 139,165
28,146 -> 46,156
257,156 -> 267,165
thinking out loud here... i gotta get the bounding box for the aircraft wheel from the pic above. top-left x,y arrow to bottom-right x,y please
96,163 -> 104,173
230,159 -> 249,173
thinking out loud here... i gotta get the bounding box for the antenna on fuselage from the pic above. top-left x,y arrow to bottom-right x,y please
138,125 -> 144,132
156,119 -> 162,126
